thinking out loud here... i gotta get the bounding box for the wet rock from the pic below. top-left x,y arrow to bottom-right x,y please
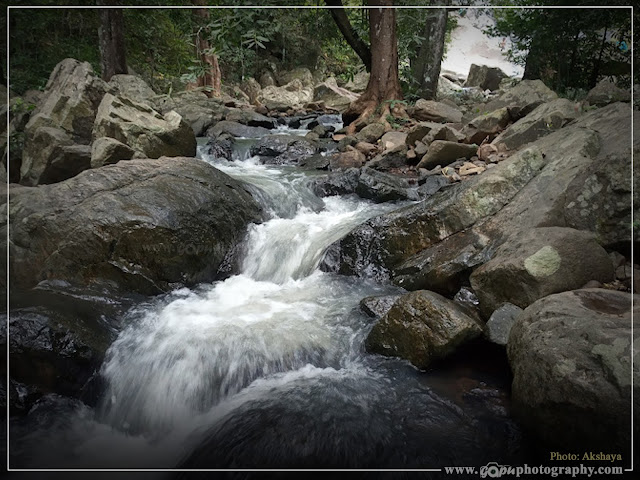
492,98 -> 581,150
485,303 -> 523,346
251,134 -> 317,165
355,167 -> 419,203
355,123 -> 386,144
470,227 -> 614,316
365,290 -> 482,369
4,158 -> 262,295
93,94 -> 196,159
330,148 -> 365,170
90,137 -> 135,168
107,74 -> 156,103
224,108 -> 275,129
463,64 -> 507,91
206,120 -> 270,139
298,153 -> 330,170
308,168 -> 360,197
359,295 -> 401,318
585,78 -> 631,107
508,289 -> 639,453
203,134 -> 234,161
313,77 -> 359,112
417,140 -> 477,170
410,99 -> 463,123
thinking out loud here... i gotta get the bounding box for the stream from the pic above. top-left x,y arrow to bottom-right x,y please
9,123 -> 523,471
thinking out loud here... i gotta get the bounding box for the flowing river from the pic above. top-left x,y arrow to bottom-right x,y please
9,125 -> 523,471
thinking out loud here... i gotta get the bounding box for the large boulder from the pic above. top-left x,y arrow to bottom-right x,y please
90,136 -> 136,168
107,74 -> 156,103
313,77 -> 359,112
463,64 -> 507,91
308,168 -> 361,197
417,140 -> 478,170
19,127 -> 91,186
410,99 -> 463,123
23,58 -> 107,142
355,167 -> 420,203
250,134 -> 317,165
206,120 -> 270,139
469,227 -> 614,316
585,78 -> 631,107
224,108 -> 275,129
474,79 -> 557,120
330,148 -> 365,170
258,79 -> 314,111
355,122 -> 386,144
327,102 -> 631,297
93,93 -> 196,158
405,121 -> 444,147
278,67 -> 314,88
508,289 -> 639,453
322,146 -> 546,282
463,107 -> 511,144
4,158 -> 262,295
155,91 -> 226,137
365,290 -> 482,369
344,70 -> 370,93
492,98 -> 581,150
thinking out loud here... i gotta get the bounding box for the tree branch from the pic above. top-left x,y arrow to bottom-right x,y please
325,0 -> 372,72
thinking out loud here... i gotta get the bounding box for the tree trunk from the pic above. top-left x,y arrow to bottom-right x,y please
412,6 -> 448,100
342,0 -> 404,130
192,0 -> 221,97
325,0 -> 372,72
523,34 -> 543,81
98,8 -> 127,82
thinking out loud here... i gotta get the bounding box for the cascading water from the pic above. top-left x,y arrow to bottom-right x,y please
10,125 -> 522,470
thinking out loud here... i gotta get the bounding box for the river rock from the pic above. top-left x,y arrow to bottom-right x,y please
379,131 -> 407,151
367,145 -> 409,171
202,134 -> 234,161
258,79 -> 314,111
585,78 -> 631,107
4,158 -> 262,295
417,140 -> 477,170
93,94 -> 196,158
470,227 -> 614,316
492,98 -> 581,150
107,74 -> 156,103
206,120 -> 270,139
422,124 -> 464,145
156,92 -> 226,136
405,122 -> 441,147
355,123 -> 386,144
485,303 -> 523,346
313,77 -> 359,112
298,153 -> 330,170
359,295 -> 401,318
508,289 -> 639,452
476,79 -> 557,120
224,108 -> 275,129
308,168 -> 360,197
365,290 -> 482,369
355,167 -> 419,203
90,136 -> 136,168
463,64 -> 507,91
463,107 -> 511,144
251,134 -> 317,165
330,148 -> 365,170
410,99 -> 463,123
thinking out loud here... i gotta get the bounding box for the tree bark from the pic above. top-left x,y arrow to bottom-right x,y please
342,0 -> 404,130
98,8 -> 127,82
192,0 -> 221,97
412,6 -> 448,100
325,0 -> 372,72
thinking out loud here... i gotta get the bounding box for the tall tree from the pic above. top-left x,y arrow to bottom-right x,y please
340,0 -> 404,130
325,0 -> 372,72
98,7 -> 127,82
192,0 -> 221,97
412,5 -> 448,100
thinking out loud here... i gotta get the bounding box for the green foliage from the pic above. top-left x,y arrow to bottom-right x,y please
486,1 -> 631,94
